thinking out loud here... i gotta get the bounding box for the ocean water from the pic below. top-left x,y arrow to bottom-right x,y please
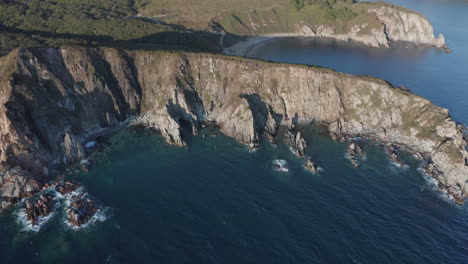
1,0 -> 467,263
248,0 -> 468,124
1,126 -> 466,264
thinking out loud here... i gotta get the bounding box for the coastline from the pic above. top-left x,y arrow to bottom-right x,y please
223,36 -> 277,57
223,34 -> 450,58
223,34 -> 326,57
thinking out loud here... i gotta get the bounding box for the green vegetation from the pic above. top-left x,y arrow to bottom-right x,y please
216,0 -> 385,36
0,0 -> 418,54
0,0 -> 223,54
133,0 -> 368,34
0,0 -> 157,39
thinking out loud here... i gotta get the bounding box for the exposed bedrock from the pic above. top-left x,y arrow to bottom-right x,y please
221,4 -> 447,49
296,5 -> 448,49
368,6 -> 447,49
346,142 -> 366,168
0,47 -> 466,208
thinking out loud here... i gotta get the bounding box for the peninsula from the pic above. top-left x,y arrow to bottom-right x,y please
0,47 -> 466,210
0,0 -> 447,55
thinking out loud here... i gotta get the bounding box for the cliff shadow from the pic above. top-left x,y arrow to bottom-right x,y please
241,94 -> 270,140
166,99 -> 198,145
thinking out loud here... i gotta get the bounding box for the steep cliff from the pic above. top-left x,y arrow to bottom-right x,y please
0,47 -> 466,209
367,4 -> 446,48
219,2 -> 447,49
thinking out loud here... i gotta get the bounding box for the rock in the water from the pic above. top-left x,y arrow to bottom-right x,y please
284,130 -> 307,158
25,194 -> 58,226
248,142 -> 260,151
56,180 -> 80,195
66,195 -> 99,227
346,142 -> 366,167
385,144 -> 406,168
0,200 -> 12,210
304,157 -> 320,174
273,159 -> 289,172
282,129 -> 323,174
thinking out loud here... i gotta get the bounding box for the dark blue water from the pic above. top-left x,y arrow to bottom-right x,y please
1,1 -> 467,263
248,0 -> 468,124
1,127 -> 466,264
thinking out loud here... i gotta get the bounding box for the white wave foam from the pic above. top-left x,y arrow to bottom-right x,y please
417,168 -> 454,204
289,147 -> 297,155
15,183 -> 111,232
15,196 -> 61,232
61,187 -> 112,231
64,206 -> 112,231
389,161 -> 409,170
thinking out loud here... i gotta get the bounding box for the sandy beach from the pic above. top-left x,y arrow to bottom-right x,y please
222,34 -> 301,57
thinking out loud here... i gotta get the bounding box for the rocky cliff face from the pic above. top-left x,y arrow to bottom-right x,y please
0,47 -> 466,209
368,5 -> 446,48
221,3 -> 446,49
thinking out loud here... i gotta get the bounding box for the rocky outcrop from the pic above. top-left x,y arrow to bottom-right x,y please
273,160 -> 289,172
368,5 -> 447,49
346,142 -> 366,167
384,143 -> 406,168
282,129 -> 321,174
0,47 -> 466,207
56,180 -> 80,195
295,23 -> 389,48
283,130 -> 307,158
24,194 -> 58,226
304,158 -> 320,174
66,195 -> 98,227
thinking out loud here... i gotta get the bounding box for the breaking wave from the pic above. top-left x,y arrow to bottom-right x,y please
15,196 -> 61,232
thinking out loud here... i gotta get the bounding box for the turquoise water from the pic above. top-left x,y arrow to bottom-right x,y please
1,0 -> 468,263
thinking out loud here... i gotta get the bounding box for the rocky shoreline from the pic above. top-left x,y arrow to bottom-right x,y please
17,180 -> 106,231
0,47 -> 466,209
24,194 -> 59,227
220,3 -> 450,54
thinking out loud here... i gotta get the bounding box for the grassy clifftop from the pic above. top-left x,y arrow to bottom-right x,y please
0,0 -> 433,53
134,0 -> 420,35
0,0 -> 224,54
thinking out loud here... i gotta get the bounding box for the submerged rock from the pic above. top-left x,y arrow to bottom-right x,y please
273,159 -> 289,172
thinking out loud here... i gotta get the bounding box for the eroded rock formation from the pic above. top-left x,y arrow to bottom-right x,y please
66,195 -> 98,227
221,3 -> 447,49
368,5 -> 447,49
25,194 -> 58,226
0,47 -> 466,208
346,142 -> 366,167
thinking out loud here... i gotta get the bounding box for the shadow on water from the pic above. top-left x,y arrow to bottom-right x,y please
2,124 -> 467,264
